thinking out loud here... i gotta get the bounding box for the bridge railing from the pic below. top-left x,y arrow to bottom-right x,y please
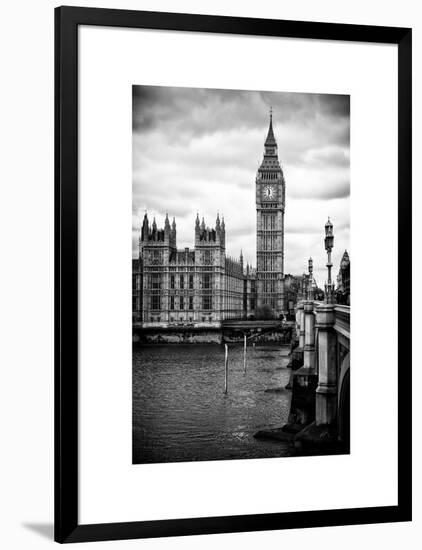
333,304 -> 350,340
291,300 -> 350,428
314,303 -> 350,428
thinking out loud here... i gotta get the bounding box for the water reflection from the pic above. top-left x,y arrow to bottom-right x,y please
133,343 -> 293,464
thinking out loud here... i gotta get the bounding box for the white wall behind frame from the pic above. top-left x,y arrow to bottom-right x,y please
2,1 -> 419,549
79,25 -> 398,525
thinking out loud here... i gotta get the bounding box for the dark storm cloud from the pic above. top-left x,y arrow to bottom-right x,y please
133,86 -> 350,142
132,85 -> 350,283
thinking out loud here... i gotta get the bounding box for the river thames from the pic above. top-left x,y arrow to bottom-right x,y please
133,343 -> 294,464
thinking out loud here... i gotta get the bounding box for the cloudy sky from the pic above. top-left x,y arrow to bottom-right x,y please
132,86 -> 350,286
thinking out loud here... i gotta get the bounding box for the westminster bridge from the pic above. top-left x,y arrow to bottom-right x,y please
292,299 -> 350,449
222,302 -> 350,449
253,299 -> 350,451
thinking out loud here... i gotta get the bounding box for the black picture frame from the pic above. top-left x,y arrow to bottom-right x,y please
55,5 -> 412,543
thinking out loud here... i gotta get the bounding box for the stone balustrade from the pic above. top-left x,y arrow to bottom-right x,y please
315,303 -> 337,426
285,299 -> 350,450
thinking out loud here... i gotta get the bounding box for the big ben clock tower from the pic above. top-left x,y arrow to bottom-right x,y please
256,109 -> 286,315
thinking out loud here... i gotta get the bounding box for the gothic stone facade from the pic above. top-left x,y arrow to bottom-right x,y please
135,212 -> 256,327
133,113 -> 286,327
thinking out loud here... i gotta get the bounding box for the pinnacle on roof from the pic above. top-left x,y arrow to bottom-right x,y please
216,212 -> 220,228
264,107 -> 277,147
341,250 -> 350,262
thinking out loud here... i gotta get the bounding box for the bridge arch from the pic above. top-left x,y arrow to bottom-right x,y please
338,352 -> 350,449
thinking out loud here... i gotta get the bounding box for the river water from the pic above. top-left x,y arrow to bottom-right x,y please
133,343 -> 294,464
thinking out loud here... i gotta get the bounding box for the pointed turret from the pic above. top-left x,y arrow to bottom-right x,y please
258,108 -> 283,176
163,212 -> 170,241
216,212 -> 221,231
220,215 -> 226,248
167,216 -> 176,247
340,249 -> 350,269
151,216 -> 157,240
194,212 -> 200,243
264,107 -> 277,148
141,212 -> 149,241
200,217 -> 205,231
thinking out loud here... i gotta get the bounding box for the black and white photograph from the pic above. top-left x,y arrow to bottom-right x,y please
0,0 -> 414,546
132,85 -> 350,464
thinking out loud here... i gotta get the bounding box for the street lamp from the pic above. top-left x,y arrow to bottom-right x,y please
308,257 -> 313,300
324,217 -> 334,303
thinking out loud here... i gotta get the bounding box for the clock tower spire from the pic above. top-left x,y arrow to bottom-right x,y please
256,110 -> 286,316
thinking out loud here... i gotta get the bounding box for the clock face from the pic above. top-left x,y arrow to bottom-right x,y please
263,185 -> 275,200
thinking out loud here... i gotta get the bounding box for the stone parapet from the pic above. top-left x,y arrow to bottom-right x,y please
302,300 -> 316,372
315,302 -> 337,427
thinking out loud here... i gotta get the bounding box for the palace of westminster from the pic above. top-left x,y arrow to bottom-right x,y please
132,113 -> 350,326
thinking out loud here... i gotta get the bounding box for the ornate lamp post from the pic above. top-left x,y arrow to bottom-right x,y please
307,257 -> 313,300
324,218 -> 334,303
315,218 -> 338,430
297,256 -> 316,376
